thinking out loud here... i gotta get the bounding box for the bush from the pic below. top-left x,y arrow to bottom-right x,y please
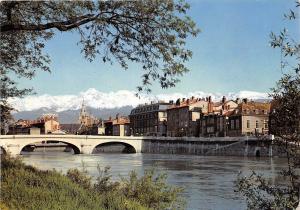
0,154 -> 185,210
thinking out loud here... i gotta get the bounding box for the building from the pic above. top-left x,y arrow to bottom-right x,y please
167,97 -> 208,137
78,99 -> 100,134
39,114 -> 60,134
97,115 -> 130,136
104,120 -> 113,135
112,115 -> 130,136
129,102 -> 170,136
227,99 -> 271,136
200,96 -> 238,137
97,121 -> 106,135
8,114 -> 60,135
60,124 -> 81,134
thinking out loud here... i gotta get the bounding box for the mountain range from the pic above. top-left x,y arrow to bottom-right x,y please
10,88 -> 270,123
12,106 -> 133,124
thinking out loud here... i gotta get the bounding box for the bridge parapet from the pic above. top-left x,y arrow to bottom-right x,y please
0,135 -> 143,155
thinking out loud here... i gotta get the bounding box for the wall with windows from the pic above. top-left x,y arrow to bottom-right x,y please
241,115 -> 269,135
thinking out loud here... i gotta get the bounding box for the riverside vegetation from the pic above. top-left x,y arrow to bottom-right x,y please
0,154 -> 185,210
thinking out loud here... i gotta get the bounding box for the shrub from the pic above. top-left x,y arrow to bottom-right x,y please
1,154 -> 185,210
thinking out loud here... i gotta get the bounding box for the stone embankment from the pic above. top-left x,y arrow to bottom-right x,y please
141,136 -> 281,157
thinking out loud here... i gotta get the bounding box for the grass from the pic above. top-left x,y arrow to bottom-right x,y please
0,154 -> 184,210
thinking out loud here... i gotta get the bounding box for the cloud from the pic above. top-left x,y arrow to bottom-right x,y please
8,88 -> 270,112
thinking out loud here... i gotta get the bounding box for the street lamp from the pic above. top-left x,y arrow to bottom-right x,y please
225,116 -> 229,137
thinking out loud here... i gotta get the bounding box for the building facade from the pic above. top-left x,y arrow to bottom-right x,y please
8,114 -> 60,135
167,97 -> 208,137
112,115 -> 130,136
129,102 -> 170,136
78,100 -> 100,134
227,100 -> 271,136
200,97 -> 238,137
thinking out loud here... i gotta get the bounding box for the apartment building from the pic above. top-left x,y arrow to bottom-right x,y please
227,99 -> 271,136
200,96 -> 238,137
167,97 -> 208,137
129,102 -> 170,136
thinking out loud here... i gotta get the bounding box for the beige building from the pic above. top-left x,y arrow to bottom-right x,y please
29,127 -> 41,135
112,115 -> 130,136
227,100 -> 271,136
41,114 -> 60,134
8,113 -> 60,135
167,97 -> 208,137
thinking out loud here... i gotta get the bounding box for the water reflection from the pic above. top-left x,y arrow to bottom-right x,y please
21,151 -> 287,210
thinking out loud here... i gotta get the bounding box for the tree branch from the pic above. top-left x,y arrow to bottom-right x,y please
1,14 -> 98,32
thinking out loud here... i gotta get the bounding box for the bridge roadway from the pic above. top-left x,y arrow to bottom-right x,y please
0,135 -> 144,155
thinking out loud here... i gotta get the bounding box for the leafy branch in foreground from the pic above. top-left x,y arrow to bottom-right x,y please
0,0 -> 199,133
236,3 -> 300,210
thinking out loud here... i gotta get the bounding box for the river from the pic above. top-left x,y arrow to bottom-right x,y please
21,151 -> 285,210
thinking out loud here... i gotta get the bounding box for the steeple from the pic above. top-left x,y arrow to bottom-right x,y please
79,98 -> 87,124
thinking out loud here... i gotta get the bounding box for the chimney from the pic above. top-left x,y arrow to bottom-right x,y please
222,96 -> 226,103
182,98 -> 186,102
191,96 -> 194,100
187,99 -> 190,104
243,98 -> 248,104
208,96 -> 211,102
236,98 -> 241,104
169,100 -> 173,104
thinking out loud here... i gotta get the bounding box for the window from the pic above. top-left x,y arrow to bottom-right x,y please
264,120 -> 268,129
256,120 -> 259,128
247,120 -> 250,129
230,120 -> 235,129
236,119 -> 240,129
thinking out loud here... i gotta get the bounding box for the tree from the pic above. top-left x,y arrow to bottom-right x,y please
0,0 -> 199,133
237,3 -> 300,209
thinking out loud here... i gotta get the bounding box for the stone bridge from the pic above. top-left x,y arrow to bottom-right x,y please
0,135 -> 143,155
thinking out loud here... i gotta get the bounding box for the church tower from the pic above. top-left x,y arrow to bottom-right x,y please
79,98 -> 88,125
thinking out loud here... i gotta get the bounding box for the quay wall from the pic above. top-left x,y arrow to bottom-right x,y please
141,137 -> 281,157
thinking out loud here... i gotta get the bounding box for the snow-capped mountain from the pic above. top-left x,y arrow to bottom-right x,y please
8,88 -> 270,113
9,88 -> 270,123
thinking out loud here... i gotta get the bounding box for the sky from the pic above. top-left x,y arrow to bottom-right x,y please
17,0 -> 300,97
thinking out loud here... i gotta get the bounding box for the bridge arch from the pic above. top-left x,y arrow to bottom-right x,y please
92,141 -> 136,153
20,140 -> 81,155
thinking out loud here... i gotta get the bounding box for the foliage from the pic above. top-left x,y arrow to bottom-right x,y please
0,0 -> 199,132
120,169 -> 185,210
94,165 -> 120,193
237,3 -> 300,210
236,171 -> 299,210
1,154 -> 185,210
66,168 -> 92,190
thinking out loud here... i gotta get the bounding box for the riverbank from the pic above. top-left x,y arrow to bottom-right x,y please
0,154 -> 184,210
141,138 -> 279,157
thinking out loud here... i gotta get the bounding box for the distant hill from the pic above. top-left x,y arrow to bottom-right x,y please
12,106 -> 134,124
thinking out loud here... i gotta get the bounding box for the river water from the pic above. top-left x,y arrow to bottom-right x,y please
21,151 -> 285,210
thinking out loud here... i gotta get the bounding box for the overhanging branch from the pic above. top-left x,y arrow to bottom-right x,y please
0,14 -> 98,32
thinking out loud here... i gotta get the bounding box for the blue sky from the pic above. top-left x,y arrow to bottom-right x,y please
18,0 -> 300,96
